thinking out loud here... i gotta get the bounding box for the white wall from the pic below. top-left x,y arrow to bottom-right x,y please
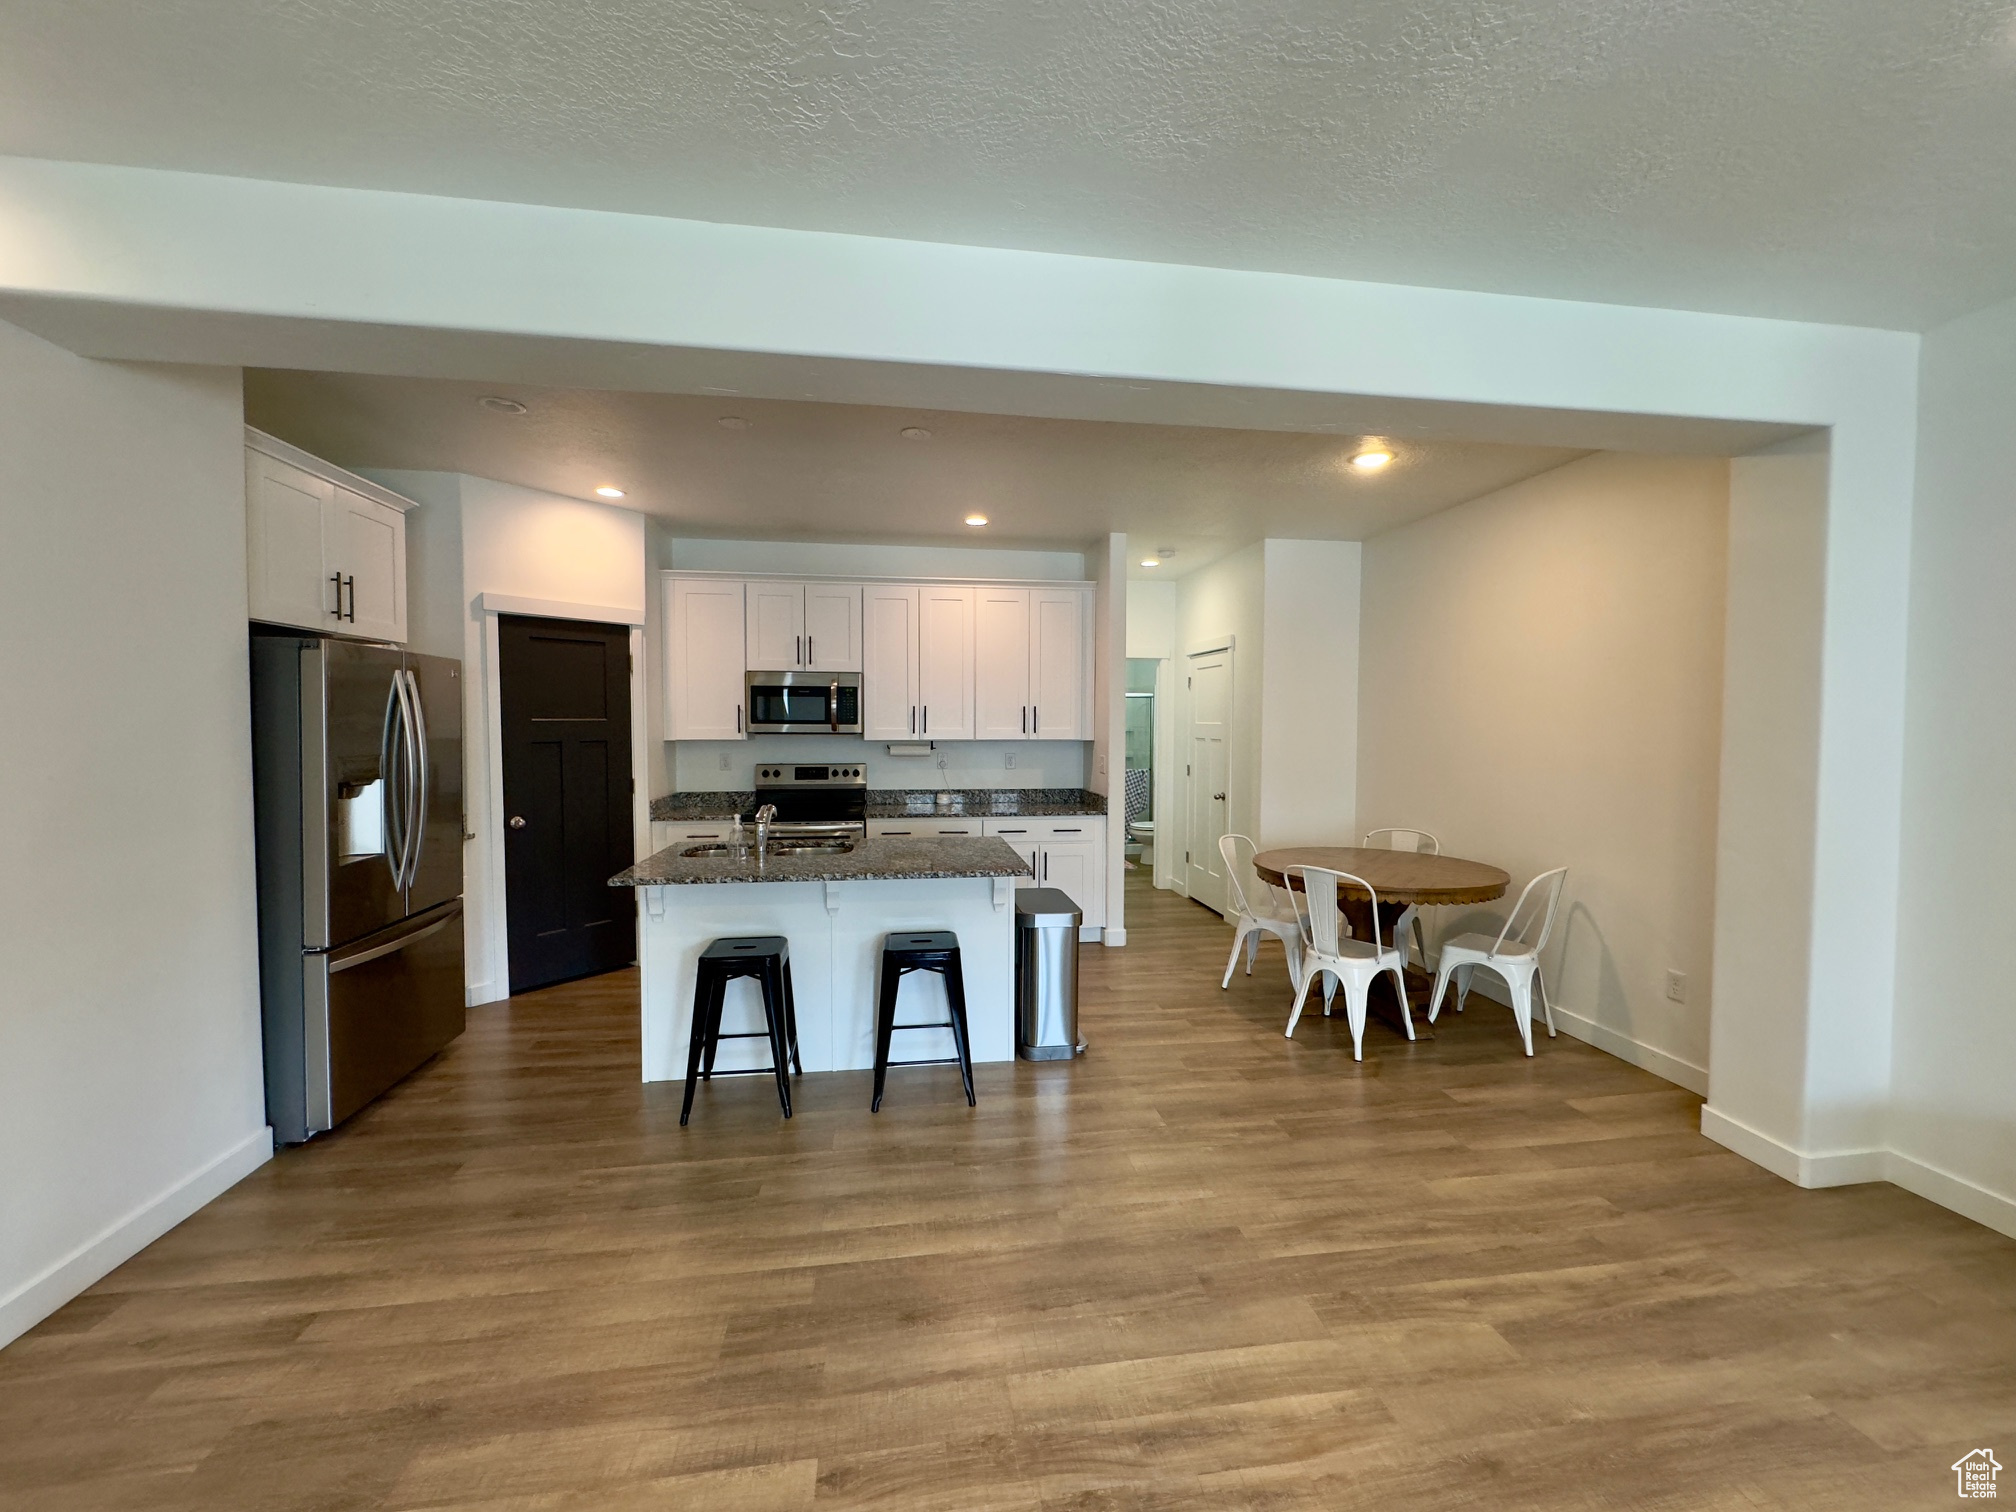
1703,437 -> 1830,1160
667,537 -> 1086,582
1126,578 -> 1176,660
1886,292 -> 2016,1237
0,319 -> 268,1347
1259,540 -> 1361,849
370,471 -> 649,1007
1359,453 -> 1729,1090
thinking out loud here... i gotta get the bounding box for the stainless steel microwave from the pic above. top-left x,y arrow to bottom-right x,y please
745,671 -> 862,734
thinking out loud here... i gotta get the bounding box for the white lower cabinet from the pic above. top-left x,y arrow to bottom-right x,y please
981,818 -> 1106,936
867,818 -> 982,838
649,820 -> 738,855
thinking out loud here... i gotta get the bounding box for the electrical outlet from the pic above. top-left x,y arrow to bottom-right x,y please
717,752 -> 731,772
1098,753 -> 1108,776
1665,969 -> 1687,1004
1003,752 -> 1017,770
936,754 -> 948,769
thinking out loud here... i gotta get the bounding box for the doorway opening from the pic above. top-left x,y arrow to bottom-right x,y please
499,614 -> 637,994
1124,657 -> 1159,870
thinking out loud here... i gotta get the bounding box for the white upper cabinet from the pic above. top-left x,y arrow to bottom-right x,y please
666,577 -> 748,740
745,581 -> 864,671
327,487 -> 407,643
745,581 -> 804,671
916,585 -> 975,740
973,587 -> 1032,740
969,587 -> 1090,740
244,431 -> 410,643
804,583 -> 863,671
247,449 -> 335,631
1029,588 -> 1089,740
862,586 -> 920,740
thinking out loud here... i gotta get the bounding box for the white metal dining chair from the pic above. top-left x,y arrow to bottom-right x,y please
1426,867 -> 1569,1056
1218,834 -> 1302,989
1363,828 -> 1440,968
1284,865 -> 1416,1060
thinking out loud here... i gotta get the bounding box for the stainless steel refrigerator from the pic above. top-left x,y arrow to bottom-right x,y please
250,631 -> 466,1144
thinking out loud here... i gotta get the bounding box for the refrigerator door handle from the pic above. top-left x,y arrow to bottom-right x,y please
402,669 -> 429,893
381,673 -> 408,891
326,903 -> 460,973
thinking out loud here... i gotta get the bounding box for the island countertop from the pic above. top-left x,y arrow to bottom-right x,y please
612,835 -> 1033,888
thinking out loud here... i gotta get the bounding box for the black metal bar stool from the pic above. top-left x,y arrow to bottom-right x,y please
681,936 -> 801,1125
872,931 -> 975,1112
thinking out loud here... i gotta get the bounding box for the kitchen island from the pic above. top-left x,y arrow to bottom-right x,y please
612,837 -> 1031,1082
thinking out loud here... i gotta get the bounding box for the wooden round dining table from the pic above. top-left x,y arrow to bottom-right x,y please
1251,846 -> 1510,1039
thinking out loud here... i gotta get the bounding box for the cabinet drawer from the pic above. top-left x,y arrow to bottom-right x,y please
870,818 -> 981,838
982,818 -> 1101,842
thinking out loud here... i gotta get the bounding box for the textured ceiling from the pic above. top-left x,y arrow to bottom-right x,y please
5,2 -> 2016,330
244,370 -> 1592,576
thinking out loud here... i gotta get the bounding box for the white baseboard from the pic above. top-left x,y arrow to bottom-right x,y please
1699,1105 -> 1886,1187
1883,1149 -> 2016,1242
1547,1005 -> 1709,1096
1446,973 -> 1708,1096
0,1125 -> 273,1351
467,980 -> 506,1007
1102,927 -> 1127,947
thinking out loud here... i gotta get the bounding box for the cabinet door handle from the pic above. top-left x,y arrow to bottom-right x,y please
1042,852 -> 1048,881
329,573 -> 344,618
1021,706 -> 1026,734
736,704 -> 743,734
922,706 -> 928,734
807,635 -> 814,664
1032,705 -> 1039,735
344,575 -> 357,623
910,706 -> 916,734
795,634 -> 802,665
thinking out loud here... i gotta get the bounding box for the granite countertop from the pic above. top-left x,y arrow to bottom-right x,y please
612,835 -> 1033,887
650,788 -> 1107,822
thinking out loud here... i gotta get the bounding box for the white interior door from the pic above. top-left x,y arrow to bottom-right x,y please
917,585 -> 975,740
973,587 -> 1031,740
745,582 -> 804,670
803,583 -> 863,671
1184,646 -> 1233,915
861,586 -> 919,740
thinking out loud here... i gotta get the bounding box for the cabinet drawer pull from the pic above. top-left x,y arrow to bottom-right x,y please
329,572 -> 343,618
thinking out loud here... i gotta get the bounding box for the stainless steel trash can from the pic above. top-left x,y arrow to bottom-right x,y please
1015,888 -> 1084,1061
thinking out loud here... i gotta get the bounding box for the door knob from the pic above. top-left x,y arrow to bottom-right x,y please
508,815 -> 527,829
1213,792 -> 1226,801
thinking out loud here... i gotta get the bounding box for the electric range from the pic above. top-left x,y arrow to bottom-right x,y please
753,764 -> 868,837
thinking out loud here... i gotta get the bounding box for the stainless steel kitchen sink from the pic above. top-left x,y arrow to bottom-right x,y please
766,838 -> 856,855
680,843 -> 733,858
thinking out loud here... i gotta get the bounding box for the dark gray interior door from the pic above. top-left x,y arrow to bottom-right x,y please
499,616 -> 636,994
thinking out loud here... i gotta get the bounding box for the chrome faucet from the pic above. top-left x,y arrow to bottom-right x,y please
754,803 -> 777,855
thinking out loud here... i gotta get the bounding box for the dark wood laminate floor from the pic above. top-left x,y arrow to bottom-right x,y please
5,876 -> 2014,1510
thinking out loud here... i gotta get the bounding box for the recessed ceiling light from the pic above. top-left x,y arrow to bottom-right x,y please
594,486 -> 626,499
716,416 -> 751,430
965,513 -> 988,527
1140,558 -> 1161,568
478,395 -> 527,415
901,426 -> 933,442
1350,447 -> 1394,472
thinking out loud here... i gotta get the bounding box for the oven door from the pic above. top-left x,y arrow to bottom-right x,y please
745,673 -> 861,733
